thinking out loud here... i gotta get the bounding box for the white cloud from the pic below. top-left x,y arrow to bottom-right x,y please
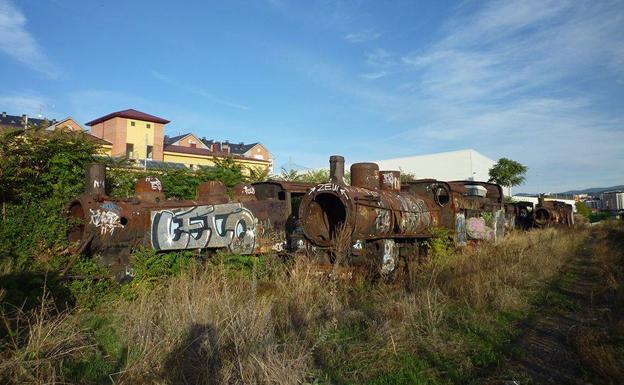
0,0 -> 59,78
363,0 -> 624,192
344,29 -> 381,43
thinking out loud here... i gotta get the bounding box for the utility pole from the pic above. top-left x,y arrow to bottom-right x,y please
144,133 -> 148,171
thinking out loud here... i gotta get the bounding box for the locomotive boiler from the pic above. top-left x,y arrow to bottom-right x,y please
298,156 -> 506,274
66,164 -> 292,278
533,195 -> 574,228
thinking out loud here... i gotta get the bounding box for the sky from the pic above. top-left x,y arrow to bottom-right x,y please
0,0 -> 623,193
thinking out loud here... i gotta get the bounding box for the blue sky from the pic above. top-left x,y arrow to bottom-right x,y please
1,0 -> 623,193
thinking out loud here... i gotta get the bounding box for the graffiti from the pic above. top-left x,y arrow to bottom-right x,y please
272,241 -> 286,252
381,172 -> 400,190
381,239 -> 398,274
145,176 -> 162,191
466,216 -> 494,240
455,213 -> 466,246
375,208 -> 392,233
352,239 -> 364,250
93,179 -> 105,189
493,209 -> 505,242
150,203 -> 257,253
310,183 -> 350,200
89,207 -> 124,235
242,185 -> 256,195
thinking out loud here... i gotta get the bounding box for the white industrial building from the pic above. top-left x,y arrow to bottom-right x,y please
372,149 -> 511,195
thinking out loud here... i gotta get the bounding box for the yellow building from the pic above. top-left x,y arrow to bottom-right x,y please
86,109 -> 272,173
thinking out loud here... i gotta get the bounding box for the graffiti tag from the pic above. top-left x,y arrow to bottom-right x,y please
381,172 -> 400,190
150,203 -> 256,253
310,183 -> 350,200
89,208 -> 124,235
93,179 -> 105,189
242,185 -> 255,195
145,176 -> 162,192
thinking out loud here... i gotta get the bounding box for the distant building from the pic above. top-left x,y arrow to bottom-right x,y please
86,109 -> 272,173
373,149 -> 509,194
1,111 -> 51,132
602,191 -> 624,211
583,198 -> 602,211
0,112 -> 112,153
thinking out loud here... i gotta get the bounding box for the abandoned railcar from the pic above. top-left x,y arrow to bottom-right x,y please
298,155 -> 506,275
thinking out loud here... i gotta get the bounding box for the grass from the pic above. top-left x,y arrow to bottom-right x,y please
0,226 -> 598,384
570,221 -> 624,384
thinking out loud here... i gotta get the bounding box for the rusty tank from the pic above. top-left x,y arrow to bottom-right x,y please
299,156 -> 508,275
66,164 -> 290,278
533,195 -> 574,228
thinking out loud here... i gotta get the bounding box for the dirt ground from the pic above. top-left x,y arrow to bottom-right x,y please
484,231 -> 619,385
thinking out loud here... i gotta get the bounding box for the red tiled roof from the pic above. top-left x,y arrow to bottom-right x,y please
164,144 -> 270,163
85,109 -> 170,126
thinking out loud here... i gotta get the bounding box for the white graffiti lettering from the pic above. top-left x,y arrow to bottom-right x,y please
150,203 -> 257,254
89,209 -> 124,235
145,176 -> 162,191
314,183 -> 350,200
271,241 -> 286,252
93,179 -> 105,189
381,172 -> 400,190
242,185 -> 256,195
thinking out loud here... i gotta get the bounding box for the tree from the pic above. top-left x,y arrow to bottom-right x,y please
575,202 -> 592,219
488,158 -> 527,188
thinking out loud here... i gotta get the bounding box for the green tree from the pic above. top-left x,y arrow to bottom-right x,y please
488,158 -> 528,188
575,202 -> 592,219
278,168 -> 303,182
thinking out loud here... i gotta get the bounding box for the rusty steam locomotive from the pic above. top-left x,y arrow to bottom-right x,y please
66,156 -> 573,278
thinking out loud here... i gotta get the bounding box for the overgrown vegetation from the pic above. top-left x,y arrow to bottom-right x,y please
2,129 -> 621,384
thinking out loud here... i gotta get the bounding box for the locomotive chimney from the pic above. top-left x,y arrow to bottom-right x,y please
351,162 -> 379,190
329,155 -> 345,185
85,163 -> 106,195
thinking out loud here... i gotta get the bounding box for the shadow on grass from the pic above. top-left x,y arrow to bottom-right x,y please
163,323 -> 222,385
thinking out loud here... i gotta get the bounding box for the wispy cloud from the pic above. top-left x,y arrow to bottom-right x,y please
356,0 -> 624,192
0,0 -> 59,78
361,71 -> 387,80
344,29 -> 381,43
151,70 -> 249,110
0,94 -> 52,116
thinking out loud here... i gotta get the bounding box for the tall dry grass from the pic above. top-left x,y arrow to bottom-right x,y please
572,221 -> 624,383
0,288 -> 94,384
0,227 -> 590,384
109,227 -> 586,384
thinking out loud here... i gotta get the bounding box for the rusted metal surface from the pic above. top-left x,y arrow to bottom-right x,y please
534,196 -> 574,228
299,156 -> 508,275
67,165 -> 289,277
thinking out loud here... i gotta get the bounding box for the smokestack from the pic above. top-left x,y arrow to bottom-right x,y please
85,163 -> 106,195
329,155 -> 345,185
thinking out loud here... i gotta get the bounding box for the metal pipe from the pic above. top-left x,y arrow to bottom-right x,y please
329,155 -> 345,185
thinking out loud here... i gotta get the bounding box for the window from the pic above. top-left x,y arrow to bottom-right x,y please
130,121 -> 135,126
146,123 -> 151,128
146,145 -> 153,159
190,141 -> 196,148
126,143 -> 134,158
